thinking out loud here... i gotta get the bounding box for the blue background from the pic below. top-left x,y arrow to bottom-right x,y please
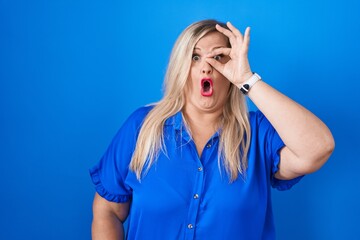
1,0 -> 359,239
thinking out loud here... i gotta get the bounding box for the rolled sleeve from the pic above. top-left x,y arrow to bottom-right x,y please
270,143 -> 304,191
89,106 -> 153,202
90,163 -> 131,203
253,110 -> 304,191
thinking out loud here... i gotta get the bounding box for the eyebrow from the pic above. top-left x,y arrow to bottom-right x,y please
193,46 -> 225,51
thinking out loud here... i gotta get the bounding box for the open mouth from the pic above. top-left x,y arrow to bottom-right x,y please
201,78 -> 213,96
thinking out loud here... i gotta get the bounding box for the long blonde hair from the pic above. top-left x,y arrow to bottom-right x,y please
130,19 -> 251,182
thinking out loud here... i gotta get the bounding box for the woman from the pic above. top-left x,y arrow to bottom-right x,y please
90,19 -> 334,239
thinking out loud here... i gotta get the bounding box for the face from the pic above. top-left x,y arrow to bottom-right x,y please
185,31 -> 231,113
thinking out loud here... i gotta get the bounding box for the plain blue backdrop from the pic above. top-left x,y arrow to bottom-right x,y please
1,0 -> 359,239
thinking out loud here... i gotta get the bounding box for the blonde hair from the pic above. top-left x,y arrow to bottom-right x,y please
130,19 -> 251,182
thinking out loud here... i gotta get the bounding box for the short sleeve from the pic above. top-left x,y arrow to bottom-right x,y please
253,111 -> 304,191
89,106 -> 153,203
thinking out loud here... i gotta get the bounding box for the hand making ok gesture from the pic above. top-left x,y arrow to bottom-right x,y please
205,22 -> 253,87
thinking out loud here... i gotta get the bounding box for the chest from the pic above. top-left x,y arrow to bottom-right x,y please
190,126 -> 217,157
125,138 -> 270,220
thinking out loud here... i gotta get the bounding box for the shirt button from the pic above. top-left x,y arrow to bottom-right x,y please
206,143 -> 211,148
187,224 -> 193,229
197,167 -> 203,172
193,194 -> 199,199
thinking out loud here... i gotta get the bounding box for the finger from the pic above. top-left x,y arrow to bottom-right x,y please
215,24 -> 236,40
226,22 -> 243,39
205,57 -> 224,74
216,24 -> 238,48
206,47 -> 231,57
242,27 -> 251,54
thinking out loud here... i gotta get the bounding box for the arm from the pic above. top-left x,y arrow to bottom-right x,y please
206,22 -> 335,179
248,80 -> 334,179
92,192 -> 130,240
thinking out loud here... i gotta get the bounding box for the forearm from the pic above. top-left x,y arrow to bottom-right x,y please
92,212 -> 124,240
248,80 -> 334,163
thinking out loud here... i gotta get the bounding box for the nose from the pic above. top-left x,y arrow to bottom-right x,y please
201,61 -> 213,75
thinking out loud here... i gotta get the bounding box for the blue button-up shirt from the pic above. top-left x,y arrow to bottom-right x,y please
90,106 -> 302,240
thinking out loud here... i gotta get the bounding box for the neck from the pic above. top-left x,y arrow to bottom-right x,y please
182,104 -> 223,132
182,103 -> 223,157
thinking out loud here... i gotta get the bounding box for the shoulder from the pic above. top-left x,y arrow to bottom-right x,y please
112,105 -> 155,139
249,110 -> 268,126
121,105 -> 155,128
127,105 -> 154,122
248,110 -> 278,140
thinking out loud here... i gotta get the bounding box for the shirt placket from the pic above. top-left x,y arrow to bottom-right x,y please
183,140 -> 203,240
184,135 -> 217,240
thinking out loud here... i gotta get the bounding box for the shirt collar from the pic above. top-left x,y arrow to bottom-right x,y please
164,111 -> 221,139
164,111 -> 183,131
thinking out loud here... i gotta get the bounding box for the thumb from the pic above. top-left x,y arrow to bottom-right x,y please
205,58 -> 225,74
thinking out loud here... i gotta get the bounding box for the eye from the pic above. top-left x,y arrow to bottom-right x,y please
213,54 -> 223,61
192,54 -> 200,61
